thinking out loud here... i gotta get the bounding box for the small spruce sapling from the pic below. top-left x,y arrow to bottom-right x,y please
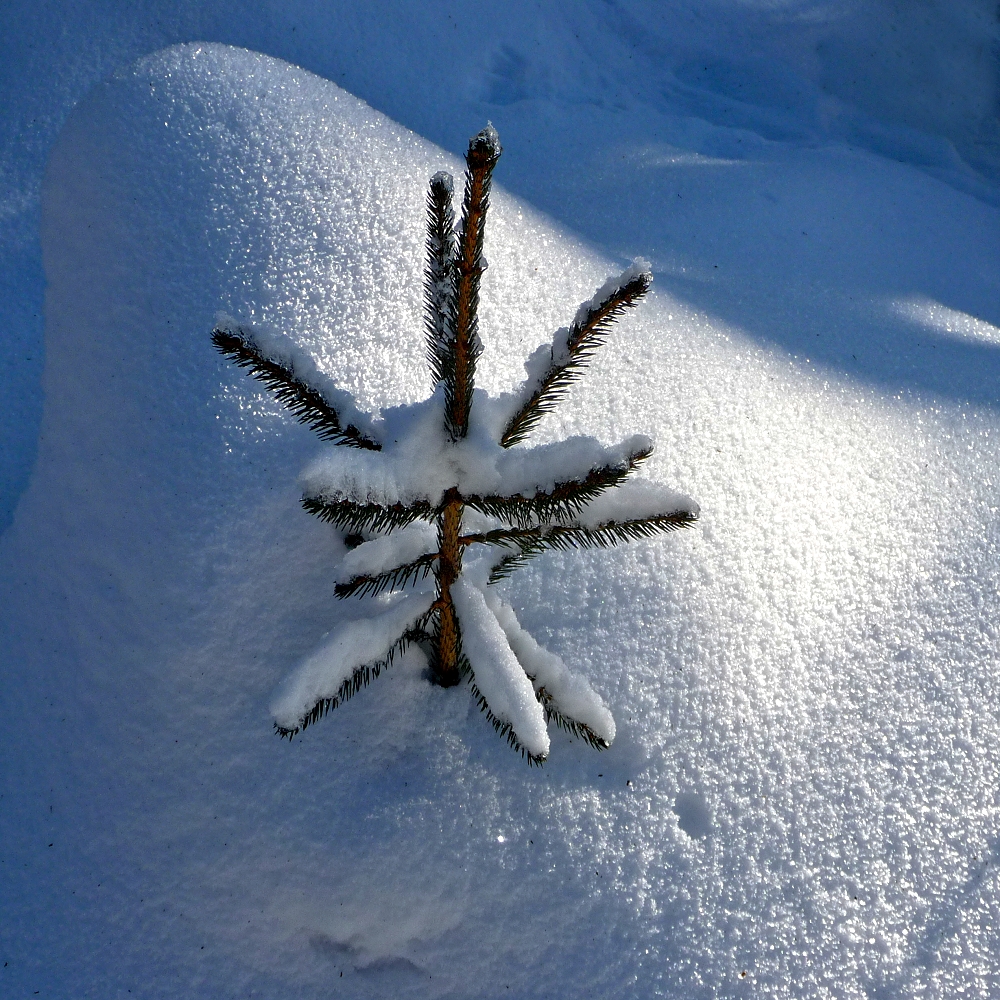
212,125 -> 698,763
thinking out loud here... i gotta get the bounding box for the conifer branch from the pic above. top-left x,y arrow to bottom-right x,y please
543,511 -> 699,549
274,614 -> 433,739
460,526 -> 549,583
445,125 -> 501,441
475,509 -> 698,582
335,553 -> 439,600
476,509 -> 696,552
500,268 -> 652,448
535,688 -> 611,751
459,654 -> 547,765
487,549 -> 540,585
301,495 -> 435,534
211,325 -> 382,450
463,444 -> 653,526
459,527 -> 546,549
462,512 -> 696,553
424,171 -> 456,387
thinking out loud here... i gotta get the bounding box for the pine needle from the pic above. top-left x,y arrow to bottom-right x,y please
501,269 -> 651,448
475,510 -> 699,582
211,325 -> 382,450
536,689 -> 611,751
335,553 -> 438,599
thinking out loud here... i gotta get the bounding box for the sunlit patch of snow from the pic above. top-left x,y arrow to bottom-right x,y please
888,295 -> 1000,347
625,143 -> 741,168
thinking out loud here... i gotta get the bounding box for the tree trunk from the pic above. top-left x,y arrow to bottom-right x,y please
431,491 -> 463,686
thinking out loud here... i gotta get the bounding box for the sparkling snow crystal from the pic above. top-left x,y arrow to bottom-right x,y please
213,125 -> 698,762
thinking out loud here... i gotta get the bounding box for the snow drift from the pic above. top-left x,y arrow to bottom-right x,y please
2,41 -> 1000,998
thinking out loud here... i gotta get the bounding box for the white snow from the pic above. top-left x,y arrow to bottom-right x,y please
482,586 -> 616,745
0,10 -> 999,999
572,476 -> 699,526
271,591 -> 436,732
888,295 -> 1000,348
452,569 -> 550,761
336,521 -> 439,583
301,394 -> 655,506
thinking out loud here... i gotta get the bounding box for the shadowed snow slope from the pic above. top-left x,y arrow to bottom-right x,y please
2,43 -> 1000,998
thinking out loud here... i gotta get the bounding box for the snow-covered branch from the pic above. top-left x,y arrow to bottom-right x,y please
500,261 -> 652,448
212,314 -> 382,450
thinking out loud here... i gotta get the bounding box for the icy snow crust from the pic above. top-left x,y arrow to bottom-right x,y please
2,41 -> 1000,999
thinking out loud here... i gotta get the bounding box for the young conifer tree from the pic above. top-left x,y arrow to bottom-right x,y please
212,125 -> 698,763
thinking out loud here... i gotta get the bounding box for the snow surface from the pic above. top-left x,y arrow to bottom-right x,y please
1,23 -> 999,1000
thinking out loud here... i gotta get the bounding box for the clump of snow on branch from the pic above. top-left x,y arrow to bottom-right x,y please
300,403 -> 654,508
480,580 -> 616,746
270,590 -> 435,732
453,565 -> 551,760
337,522 -> 439,583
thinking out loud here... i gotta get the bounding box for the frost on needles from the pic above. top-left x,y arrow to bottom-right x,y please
212,125 -> 698,764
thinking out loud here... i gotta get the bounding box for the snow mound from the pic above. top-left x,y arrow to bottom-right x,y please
2,41 -> 1000,999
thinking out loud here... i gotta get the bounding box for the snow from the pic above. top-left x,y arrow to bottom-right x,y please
302,405 -> 653,508
337,522 -> 439,584
482,585 -> 616,746
572,475 -> 698,526
271,590 -> 436,733
452,567 -> 551,762
0,7 -> 999,999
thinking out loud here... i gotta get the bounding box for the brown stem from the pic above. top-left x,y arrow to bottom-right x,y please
448,130 -> 500,439
431,490 -> 464,686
